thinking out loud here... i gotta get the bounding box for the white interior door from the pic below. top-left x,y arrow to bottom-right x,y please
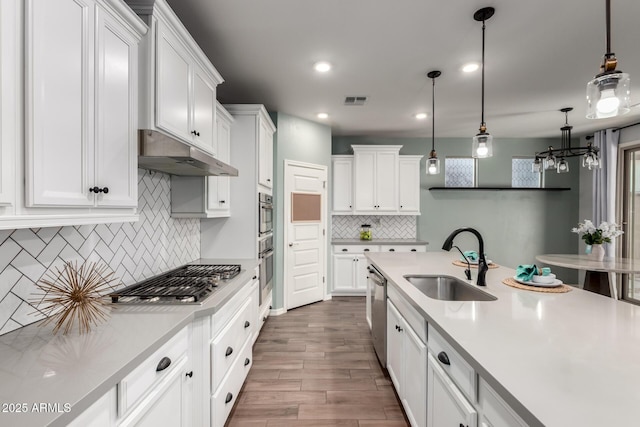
285,160 -> 327,310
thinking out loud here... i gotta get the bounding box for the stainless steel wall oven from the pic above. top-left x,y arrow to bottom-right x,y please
258,235 -> 274,306
258,193 -> 273,236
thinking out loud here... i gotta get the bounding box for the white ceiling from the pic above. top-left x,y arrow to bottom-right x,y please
167,0 -> 640,138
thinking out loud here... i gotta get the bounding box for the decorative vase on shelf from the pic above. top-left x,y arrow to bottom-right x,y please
587,244 -> 605,261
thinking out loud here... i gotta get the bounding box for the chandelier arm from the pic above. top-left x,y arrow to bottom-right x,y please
481,20 -> 486,127
606,0 -> 611,55
432,76 -> 435,152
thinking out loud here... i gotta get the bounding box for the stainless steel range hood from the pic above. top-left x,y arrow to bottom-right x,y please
138,130 -> 238,177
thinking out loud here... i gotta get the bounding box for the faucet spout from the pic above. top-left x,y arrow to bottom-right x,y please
441,227 -> 488,286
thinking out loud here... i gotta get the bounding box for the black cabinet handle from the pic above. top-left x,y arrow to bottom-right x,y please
225,392 -> 233,404
220,200 -> 225,204
191,130 -> 200,136
225,346 -> 233,357
398,326 -> 403,332
253,275 -> 257,280
411,249 -> 417,252
156,357 -> 171,372
185,371 -> 193,378
437,351 -> 451,366
364,249 -> 370,252
244,320 -> 251,328
244,358 -> 251,366
395,325 -> 399,330
342,249 -> 348,252
89,186 -> 109,194
267,178 -> 271,182
389,249 -> 395,252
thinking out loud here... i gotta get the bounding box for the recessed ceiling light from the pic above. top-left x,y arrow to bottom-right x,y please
415,113 -> 428,120
462,62 -> 480,73
314,61 -> 332,72
317,113 -> 329,119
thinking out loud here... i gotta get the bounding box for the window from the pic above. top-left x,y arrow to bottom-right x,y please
621,144 -> 640,305
445,157 -> 475,187
511,157 -> 541,188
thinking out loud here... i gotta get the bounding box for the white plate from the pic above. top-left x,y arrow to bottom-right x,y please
513,276 -> 563,288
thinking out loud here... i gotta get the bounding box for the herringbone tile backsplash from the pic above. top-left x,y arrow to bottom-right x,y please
332,215 -> 417,239
0,170 -> 200,336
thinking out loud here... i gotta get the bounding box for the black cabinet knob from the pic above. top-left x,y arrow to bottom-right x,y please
253,275 -> 257,280
89,186 -> 109,194
220,200 -> 225,204
244,320 -> 251,328
398,326 -> 403,332
156,357 -> 171,372
191,130 -> 200,136
267,178 -> 271,182
349,205 -> 352,208
437,351 -> 451,366
185,371 -> 193,378
225,392 -> 233,404
244,358 -> 251,366
225,346 -> 233,357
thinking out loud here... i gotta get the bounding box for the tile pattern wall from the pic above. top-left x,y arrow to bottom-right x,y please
332,215 -> 417,239
0,170 -> 200,336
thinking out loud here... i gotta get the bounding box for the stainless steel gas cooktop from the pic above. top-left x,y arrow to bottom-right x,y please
109,264 -> 241,304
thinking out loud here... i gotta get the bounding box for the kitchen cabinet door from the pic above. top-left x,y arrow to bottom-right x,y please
375,150 -> 398,211
206,104 -> 232,216
0,0 -> 17,207
26,0 -> 95,207
428,353 -> 477,427
332,254 -> 356,291
331,156 -> 353,212
478,378 -> 528,427
258,119 -> 274,189
68,387 -> 116,427
94,5 -> 138,208
354,254 -> 368,291
156,21 -> 191,141
403,321 -> 427,427
192,69 -> 216,154
386,301 -> 403,394
353,150 -> 376,211
399,156 -> 422,214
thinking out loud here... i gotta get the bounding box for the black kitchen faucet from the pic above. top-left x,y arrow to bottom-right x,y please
442,227 -> 488,287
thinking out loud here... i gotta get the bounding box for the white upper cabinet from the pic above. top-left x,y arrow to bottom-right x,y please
331,156 -> 353,212
131,0 -> 223,156
25,0 -> 144,211
332,147 -> 422,215
258,118 -> 274,189
399,156 -> 422,214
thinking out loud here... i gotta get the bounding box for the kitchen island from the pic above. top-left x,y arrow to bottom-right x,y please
367,251 -> 640,427
0,258 -> 260,427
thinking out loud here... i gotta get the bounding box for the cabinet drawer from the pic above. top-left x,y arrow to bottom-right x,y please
212,278 -> 252,337
211,298 -> 253,392
211,337 -> 253,427
333,244 -> 379,253
387,285 -> 427,343
118,326 -> 189,416
428,324 -> 476,402
379,245 -> 426,253
478,378 -> 528,427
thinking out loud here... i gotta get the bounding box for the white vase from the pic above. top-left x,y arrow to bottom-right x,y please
588,244 -> 605,261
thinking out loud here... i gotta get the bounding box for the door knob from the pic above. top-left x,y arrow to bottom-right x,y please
289,243 -> 293,247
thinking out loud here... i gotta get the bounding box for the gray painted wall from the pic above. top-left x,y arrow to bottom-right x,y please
272,113 -> 332,310
333,136 -> 580,283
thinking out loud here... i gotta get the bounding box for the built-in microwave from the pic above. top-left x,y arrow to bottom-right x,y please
258,193 -> 273,236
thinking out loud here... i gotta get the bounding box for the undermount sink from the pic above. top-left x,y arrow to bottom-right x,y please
404,275 -> 497,302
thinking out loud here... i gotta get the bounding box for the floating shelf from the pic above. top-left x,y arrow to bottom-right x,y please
428,187 -> 571,191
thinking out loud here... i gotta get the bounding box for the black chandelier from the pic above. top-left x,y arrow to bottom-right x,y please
532,108 -> 600,174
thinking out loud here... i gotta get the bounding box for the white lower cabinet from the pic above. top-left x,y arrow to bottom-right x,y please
386,300 -> 427,427
478,379 -> 528,427
68,387 -> 117,427
427,352 -> 477,427
117,326 -> 192,427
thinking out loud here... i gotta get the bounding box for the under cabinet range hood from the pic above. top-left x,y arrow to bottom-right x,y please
137,130 -> 238,177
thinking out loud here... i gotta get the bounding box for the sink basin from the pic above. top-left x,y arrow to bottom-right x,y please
403,275 -> 497,301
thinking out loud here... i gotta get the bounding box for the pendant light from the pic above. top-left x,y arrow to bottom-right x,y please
426,70 -> 441,175
586,0 -> 630,119
472,7 -> 495,158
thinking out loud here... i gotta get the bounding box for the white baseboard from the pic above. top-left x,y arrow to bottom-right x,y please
269,307 -> 286,316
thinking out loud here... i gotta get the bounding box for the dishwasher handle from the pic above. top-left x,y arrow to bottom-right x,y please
368,269 -> 386,287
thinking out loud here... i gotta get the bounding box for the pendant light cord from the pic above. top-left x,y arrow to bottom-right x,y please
431,77 -> 435,151
481,20 -> 486,127
605,0 -> 611,54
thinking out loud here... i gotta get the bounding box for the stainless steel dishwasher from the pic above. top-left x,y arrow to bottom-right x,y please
368,264 -> 387,367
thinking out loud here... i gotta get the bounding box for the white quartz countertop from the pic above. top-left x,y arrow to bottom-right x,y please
0,258 -> 259,427
332,238 -> 429,245
366,251 -> 640,427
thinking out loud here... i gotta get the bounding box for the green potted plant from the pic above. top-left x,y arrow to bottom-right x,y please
571,220 -> 623,261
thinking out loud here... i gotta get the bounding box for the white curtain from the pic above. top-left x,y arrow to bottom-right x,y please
592,128 -> 620,257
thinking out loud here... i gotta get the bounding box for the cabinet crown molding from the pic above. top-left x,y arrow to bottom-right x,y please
224,104 -> 276,133
103,0 -> 148,36
351,145 -> 402,153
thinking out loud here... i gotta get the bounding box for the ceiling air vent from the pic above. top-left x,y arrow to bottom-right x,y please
344,96 -> 368,106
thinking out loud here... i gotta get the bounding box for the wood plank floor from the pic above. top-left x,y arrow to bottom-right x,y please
226,297 -> 409,427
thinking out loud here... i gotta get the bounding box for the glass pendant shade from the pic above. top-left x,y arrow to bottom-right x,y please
532,158 -> 542,173
472,132 -> 493,158
586,72 -> 630,119
556,158 -> 570,173
582,151 -> 601,169
426,156 -> 440,175
544,153 -> 557,170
